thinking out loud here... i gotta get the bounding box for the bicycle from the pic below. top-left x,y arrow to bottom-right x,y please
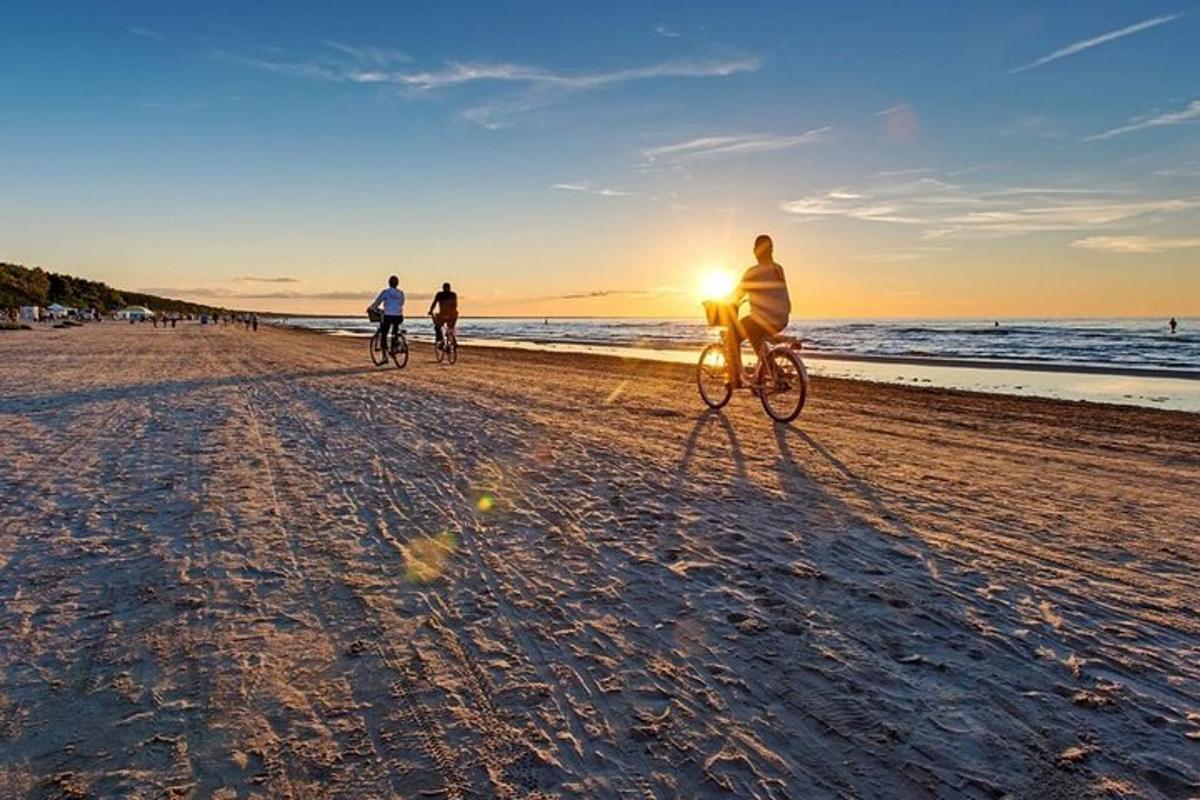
432,316 -> 458,365
696,301 -> 809,423
368,311 -> 409,368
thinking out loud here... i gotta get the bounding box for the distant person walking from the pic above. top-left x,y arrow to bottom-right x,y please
368,275 -> 406,349
251,313 -> 259,332
1169,317 -> 1177,335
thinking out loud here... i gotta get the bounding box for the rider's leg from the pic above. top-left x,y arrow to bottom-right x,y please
742,317 -> 770,382
376,317 -> 389,351
433,314 -> 444,344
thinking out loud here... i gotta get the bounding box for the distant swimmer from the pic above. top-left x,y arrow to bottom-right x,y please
1169,317 -> 1177,334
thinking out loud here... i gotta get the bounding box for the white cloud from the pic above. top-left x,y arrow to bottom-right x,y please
322,41 -> 411,65
1009,13 -> 1182,74
654,23 -> 681,38
780,177 -> 1200,240
234,275 -> 302,283
552,183 -> 634,197
642,128 -> 830,163
1086,99 -> 1200,141
1070,235 -> 1200,253
232,52 -> 760,91
141,287 -> 377,300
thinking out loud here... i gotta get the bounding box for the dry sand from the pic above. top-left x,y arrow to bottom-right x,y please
1,322 -> 1197,799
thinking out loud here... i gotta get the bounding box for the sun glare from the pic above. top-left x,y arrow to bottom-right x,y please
699,269 -> 736,301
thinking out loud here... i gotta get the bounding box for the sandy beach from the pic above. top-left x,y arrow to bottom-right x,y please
1,322 -> 1197,799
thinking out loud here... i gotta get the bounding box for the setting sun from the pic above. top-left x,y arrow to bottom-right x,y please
698,268 -> 737,301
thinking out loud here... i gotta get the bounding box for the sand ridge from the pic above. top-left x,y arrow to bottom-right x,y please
1,323 -> 1198,798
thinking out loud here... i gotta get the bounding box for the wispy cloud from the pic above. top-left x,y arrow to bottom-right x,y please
552,182 -> 635,197
1086,99 -> 1200,141
230,51 -> 760,91
654,23 -> 681,38
234,275 -> 302,283
1070,235 -> 1200,253
781,176 -> 1200,240
141,286 -> 377,300
1009,13 -> 1182,74
322,41 -> 411,65
642,127 -> 830,163
1154,165 -> 1200,178
227,48 -> 760,128
127,26 -> 165,41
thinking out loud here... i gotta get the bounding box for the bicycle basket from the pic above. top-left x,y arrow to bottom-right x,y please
367,308 -> 382,323
703,300 -> 731,327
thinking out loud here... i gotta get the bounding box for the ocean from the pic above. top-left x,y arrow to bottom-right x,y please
278,316 -> 1200,411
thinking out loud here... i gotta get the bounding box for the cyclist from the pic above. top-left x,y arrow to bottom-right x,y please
427,282 -> 458,347
727,234 -> 791,387
368,275 -> 406,352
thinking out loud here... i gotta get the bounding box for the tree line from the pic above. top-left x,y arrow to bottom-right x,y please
1,261 -> 238,316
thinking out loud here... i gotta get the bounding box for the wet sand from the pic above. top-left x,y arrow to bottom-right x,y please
1,323 -> 1198,798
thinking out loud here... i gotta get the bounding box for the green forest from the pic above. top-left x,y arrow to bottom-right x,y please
1,261 -> 234,315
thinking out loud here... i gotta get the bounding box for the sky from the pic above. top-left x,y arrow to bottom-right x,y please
2,0 -> 1198,317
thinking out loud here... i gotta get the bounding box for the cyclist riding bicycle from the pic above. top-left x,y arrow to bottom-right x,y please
427,282 -> 458,346
726,234 -> 791,388
368,275 -> 406,348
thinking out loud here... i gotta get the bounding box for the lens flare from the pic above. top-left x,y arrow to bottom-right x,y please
699,269 -> 736,301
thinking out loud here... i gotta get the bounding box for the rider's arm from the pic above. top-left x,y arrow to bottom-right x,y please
732,270 -> 750,307
427,296 -> 438,316
368,290 -> 385,312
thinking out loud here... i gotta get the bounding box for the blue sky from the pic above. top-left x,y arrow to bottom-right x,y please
2,1 -> 1198,316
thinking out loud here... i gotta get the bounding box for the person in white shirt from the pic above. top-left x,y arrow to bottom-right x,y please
368,275 -> 406,350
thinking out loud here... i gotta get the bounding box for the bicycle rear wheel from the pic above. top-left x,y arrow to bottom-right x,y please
392,336 -> 409,369
435,338 -> 446,363
759,348 -> 807,423
369,332 -> 387,366
447,335 -> 458,365
697,343 -> 732,409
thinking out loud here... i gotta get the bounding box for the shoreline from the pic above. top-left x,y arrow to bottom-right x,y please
276,322 -> 1200,413
280,321 -> 1200,379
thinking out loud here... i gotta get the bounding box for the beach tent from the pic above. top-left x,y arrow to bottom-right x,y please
46,303 -> 70,317
19,306 -> 39,321
118,305 -> 154,320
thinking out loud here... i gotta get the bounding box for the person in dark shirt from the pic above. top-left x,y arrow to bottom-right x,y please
428,283 -> 459,346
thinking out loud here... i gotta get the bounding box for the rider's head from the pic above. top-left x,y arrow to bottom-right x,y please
388,275 -> 399,288
442,282 -> 451,292
754,234 -> 773,262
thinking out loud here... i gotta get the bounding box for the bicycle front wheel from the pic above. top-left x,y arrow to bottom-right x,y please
447,336 -> 458,365
435,339 -> 446,363
392,337 -> 409,369
760,348 -> 807,423
697,343 -> 732,410
369,332 -> 387,366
